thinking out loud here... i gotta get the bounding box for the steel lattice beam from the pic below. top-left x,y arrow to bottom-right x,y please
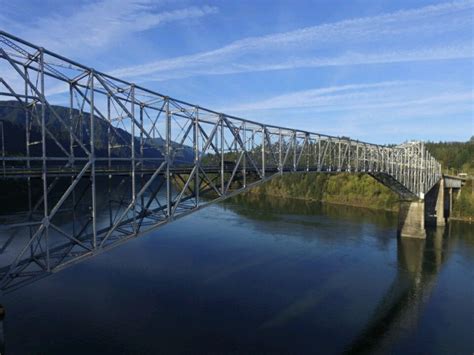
0,31 -> 442,292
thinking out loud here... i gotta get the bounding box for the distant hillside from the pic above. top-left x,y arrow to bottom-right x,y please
0,100 -> 193,163
247,173 -> 400,212
426,138 -> 474,175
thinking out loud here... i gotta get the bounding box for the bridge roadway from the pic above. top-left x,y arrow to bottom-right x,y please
0,164 -> 389,179
1,164 -> 290,178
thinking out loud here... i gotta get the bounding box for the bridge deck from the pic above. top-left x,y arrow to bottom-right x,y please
0,165 -> 378,178
442,174 -> 466,189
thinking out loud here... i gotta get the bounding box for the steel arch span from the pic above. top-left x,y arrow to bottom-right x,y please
0,31 -> 442,292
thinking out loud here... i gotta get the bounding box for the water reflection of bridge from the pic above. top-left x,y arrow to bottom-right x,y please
346,226 -> 452,354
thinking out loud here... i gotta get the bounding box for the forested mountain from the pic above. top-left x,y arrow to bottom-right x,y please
427,138 -> 474,174
0,100 -> 194,163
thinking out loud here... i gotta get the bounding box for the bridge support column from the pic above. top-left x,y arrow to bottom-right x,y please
448,187 -> 453,220
435,178 -> 445,226
398,200 -> 426,239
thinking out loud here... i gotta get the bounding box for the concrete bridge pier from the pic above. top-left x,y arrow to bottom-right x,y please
398,178 -> 455,239
443,175 -> 465,221
435,178 -> 446,227
398,200 -> 427,239
424,178 -> 448,228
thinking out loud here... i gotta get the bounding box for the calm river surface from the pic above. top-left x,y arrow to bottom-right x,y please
2,194 -> 474,354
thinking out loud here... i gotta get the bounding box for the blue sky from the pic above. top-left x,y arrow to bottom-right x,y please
0,0 -> 473,144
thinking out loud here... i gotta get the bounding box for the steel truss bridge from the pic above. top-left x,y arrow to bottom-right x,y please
0,31 -> 441,292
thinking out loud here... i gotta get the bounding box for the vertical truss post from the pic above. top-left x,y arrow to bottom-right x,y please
293,131 -> 297,172
24,66 -> 33,256
347,142 -> 350,172
398,150 -> 401,182
261,127 -> 265,178
251,128 -> 255,157
69,82 -> 76,242
382,148 -> 385,173
24,66 -> 31,174
140,103 -> 144,209
317,137 -> 321,171
362,145 -> 366,172
242,121 -> 247,187
194,106 -> 200,205
368,147 -> 374,173
420,143 -> 425,196
400,150 -> 404,182
400,148 -> 404,187
409,146 -> 413,192
69,83 -> 74,166
378,147 -> 381,173
130,84 -> 136,232
328,139 -> 333,171
364,144 -> 370,172
306,133 -> 310,172
413,146 -> 417,193
278,128 -> 282,174
107,95 -> 111,170
355,143 -> 359,172
403,148 -> 407,188
90,71 -> 97,249
390,148 -> 393,176
39,48 -> 50,271
409,147 -> 413,192
139,104 -> 144,163
165,98 -> 171,218
338,140 -> 341,172
220,115 -> 225,194
411,146 -> 415,192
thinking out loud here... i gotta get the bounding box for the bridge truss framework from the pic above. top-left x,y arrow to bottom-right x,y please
0,31 -> 441,292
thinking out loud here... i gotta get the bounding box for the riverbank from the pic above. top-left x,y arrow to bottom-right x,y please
245,172 -> 474,220
449,216 -> 473,223
246,173 -> 400,212
245,191 -> 399,212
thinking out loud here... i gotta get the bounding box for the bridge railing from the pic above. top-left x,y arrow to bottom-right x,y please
0,30 -> 442,292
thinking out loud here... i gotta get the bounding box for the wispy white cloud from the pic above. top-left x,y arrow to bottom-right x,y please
109,0 -> 474,81
225,81 -> 473,113
0,0 -> 218,54
221,80 -> 473,142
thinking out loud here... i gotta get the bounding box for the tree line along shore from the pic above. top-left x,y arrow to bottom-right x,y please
245,172 -> 473,221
